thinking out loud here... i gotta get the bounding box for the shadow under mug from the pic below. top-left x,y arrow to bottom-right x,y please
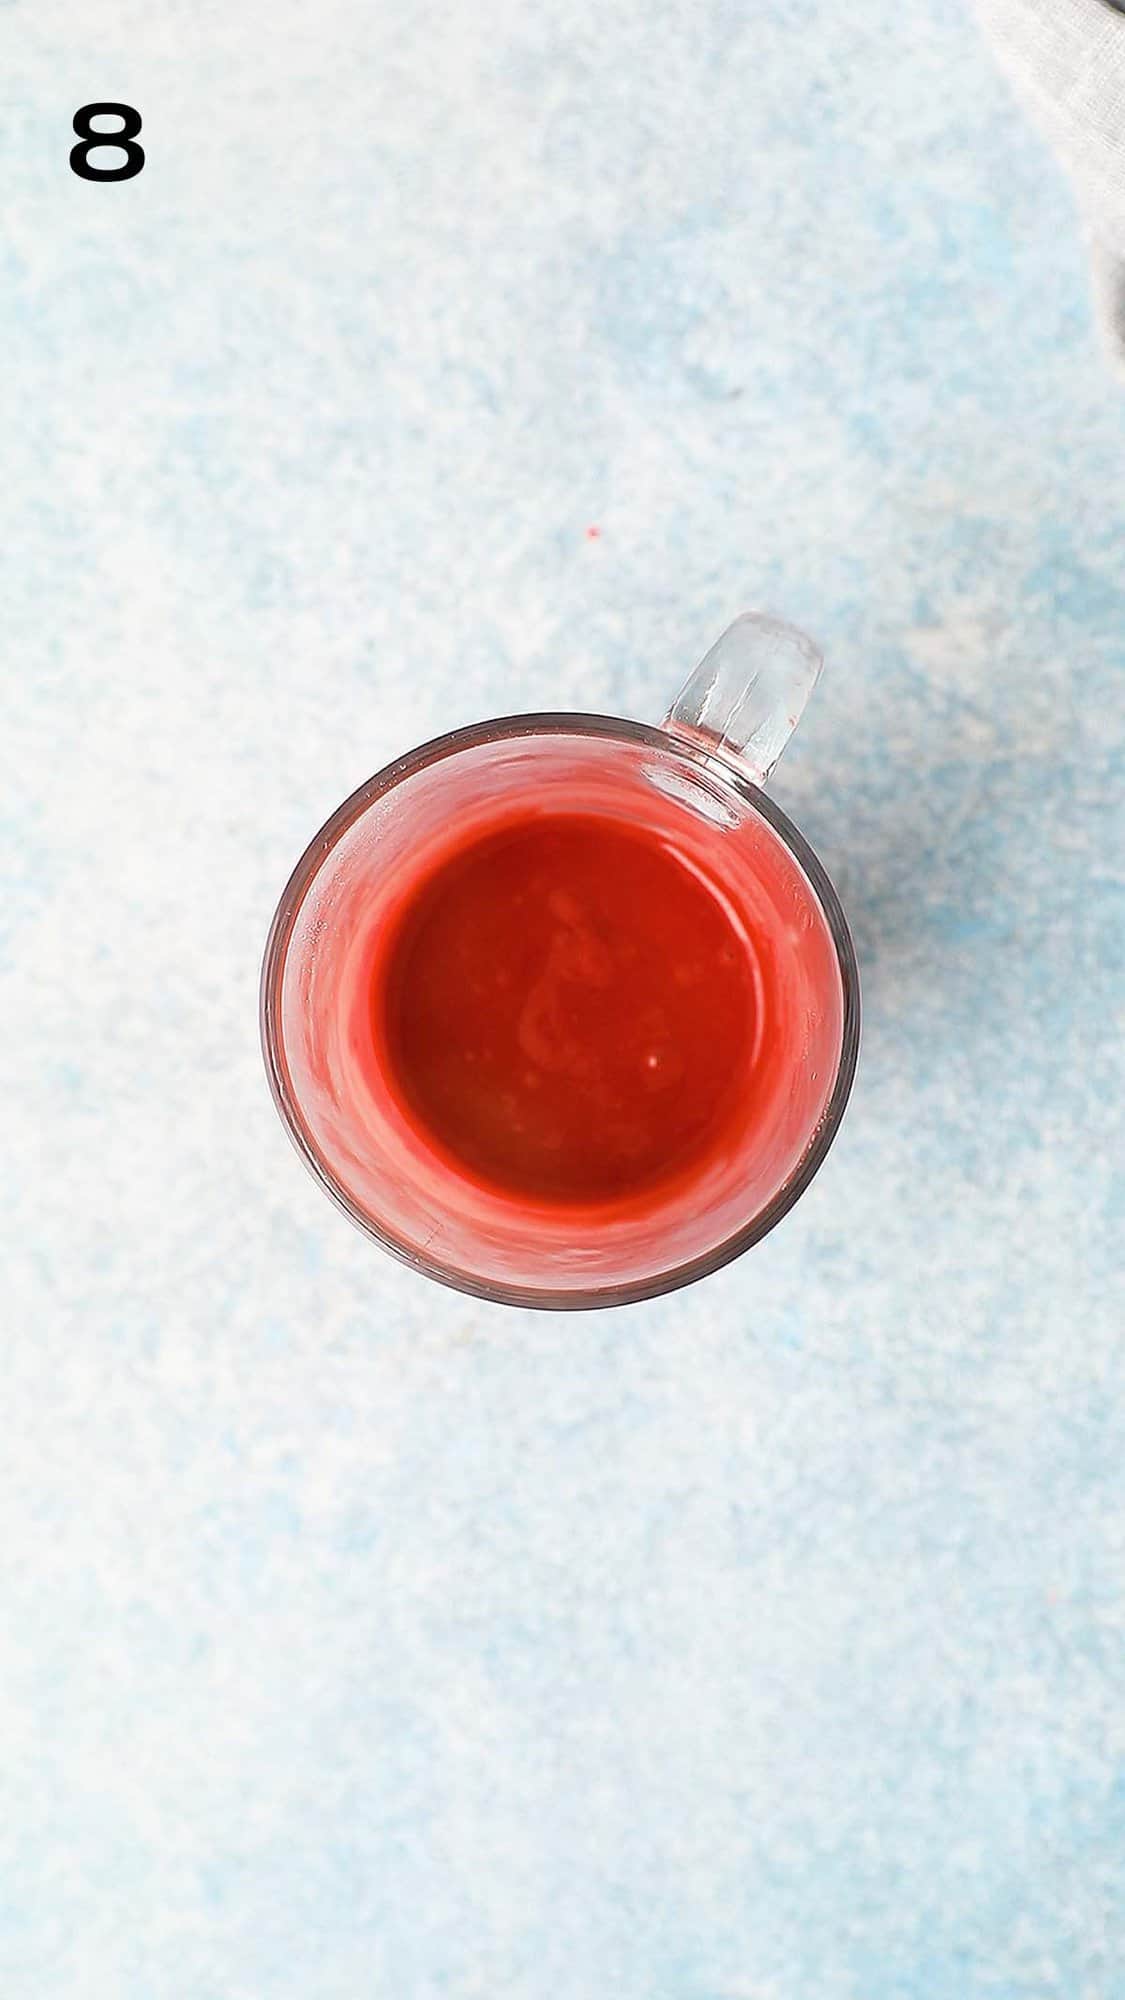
261,615 -> 860,1308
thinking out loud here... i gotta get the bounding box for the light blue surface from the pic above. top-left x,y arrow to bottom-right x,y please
3,1 -> 1124,1994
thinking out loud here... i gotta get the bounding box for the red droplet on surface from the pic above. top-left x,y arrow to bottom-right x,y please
586,525 -> 601,540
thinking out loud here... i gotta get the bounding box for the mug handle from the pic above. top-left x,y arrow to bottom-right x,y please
662,613 -> 823,788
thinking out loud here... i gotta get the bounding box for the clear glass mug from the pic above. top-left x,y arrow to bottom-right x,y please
261,616 -> 860,1308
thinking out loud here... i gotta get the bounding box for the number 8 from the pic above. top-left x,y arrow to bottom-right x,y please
70,103 -> 145,182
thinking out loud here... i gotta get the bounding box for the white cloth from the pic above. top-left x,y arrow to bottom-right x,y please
975,0 -> 1125,368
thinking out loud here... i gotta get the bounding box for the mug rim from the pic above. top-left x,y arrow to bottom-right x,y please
260,711 -> 861,1309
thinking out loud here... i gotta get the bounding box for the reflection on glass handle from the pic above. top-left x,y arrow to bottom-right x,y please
663,613 -> 823,788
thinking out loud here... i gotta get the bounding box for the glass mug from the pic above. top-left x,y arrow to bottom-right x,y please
261,615 -> 860,1308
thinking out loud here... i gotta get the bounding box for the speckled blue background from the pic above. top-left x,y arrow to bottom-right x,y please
3,1 -> 1124,1994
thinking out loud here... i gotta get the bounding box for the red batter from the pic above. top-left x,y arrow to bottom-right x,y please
377,812 -> 757,1202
